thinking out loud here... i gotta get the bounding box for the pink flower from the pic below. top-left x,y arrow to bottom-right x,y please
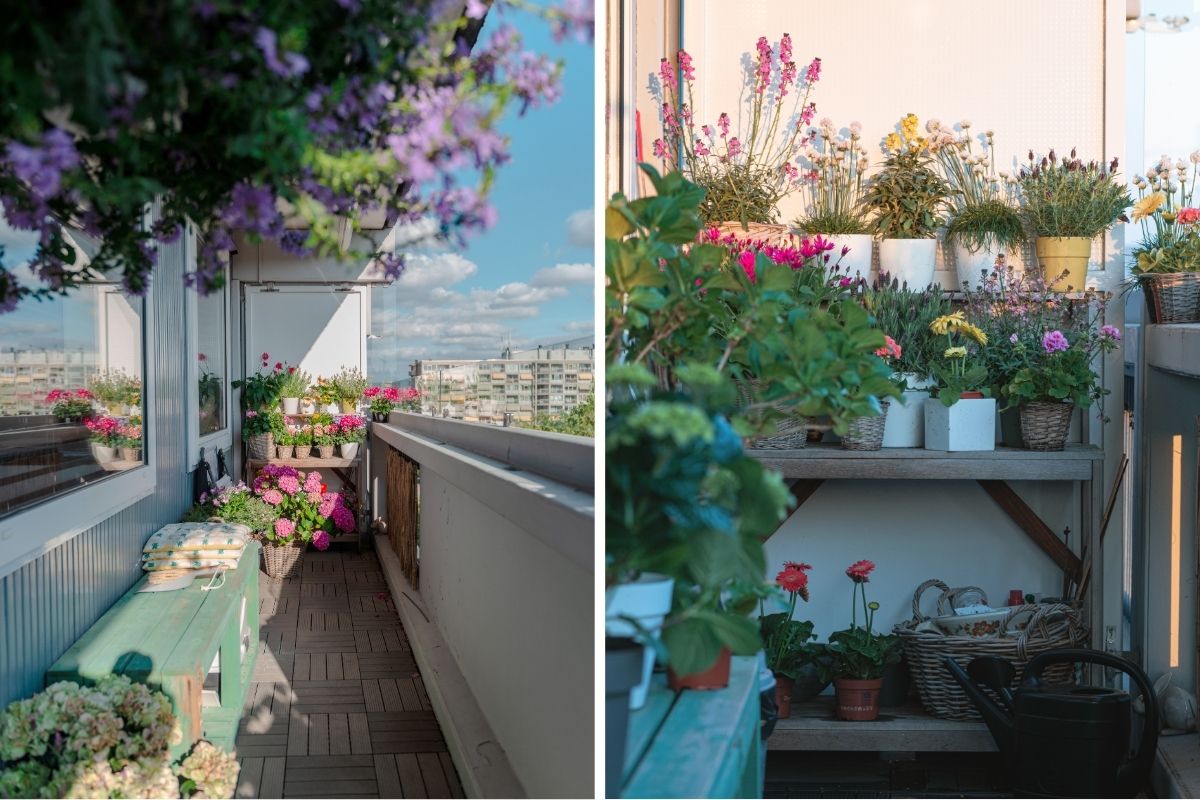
307,490 -> 322,505
1177,207 -> 1200,225
754,36 -> 772,94
1042,330 -> 1070,354
304,471 -> 323,493
245,410 -> 257,418
846,559 -> 875,583
775,561 -> 810,600
319,494 -> 337,517
1100,325 -> 1121,341
262,489 -> 284,506
278,474 -> 301,495
738,250 -> 757,282
658,57 -> 675,90
274,518 -> 295,538
312,530 -> 331,551
363,386 -> 380,399
652,138 -> 667,159
718,112 -> 730,138
805,56 -> 822,84
726,137 -> 742,159
332,505 -> 356,532
874,335 -> 902,360
1009,333 -> 1019,344
677,49 -> 695,81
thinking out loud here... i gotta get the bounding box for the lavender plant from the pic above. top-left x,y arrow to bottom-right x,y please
0,0 -> 592,312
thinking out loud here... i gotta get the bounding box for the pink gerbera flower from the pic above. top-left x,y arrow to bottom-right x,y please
846,559 -> 875,583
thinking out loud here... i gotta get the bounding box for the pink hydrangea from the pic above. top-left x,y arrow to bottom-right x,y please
274,518 -> 295,538
319,494 -> 338,518
278,474 -> 301,495
307,490 -> 323,505
304,471 -> 323,493
332,505 -> 356,533
262,489 -> 284,506
312,530 -> 331,551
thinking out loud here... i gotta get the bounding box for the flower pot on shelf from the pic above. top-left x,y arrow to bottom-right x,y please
951,240 -> 1004,290
262,541 -> 305,581
323,402 -> 340,415
91,443 -> 117,463
1142,272 -> 1200,324
247,433 -> 274,460
924,396 -> 997,452
339,442 -> 360,460
1036,236 -> 1091,291
774,673 -> 795,719
605,637 -> 645,795
276,445 -> 294,459
818,233 -> 874,280
841,399 -> 890,451
667,646 -> 732,691
606,573 -> 674,710
834,677 -> 883,721
883,375 -> 935,448
773,667 -> 827,718
372,411 -> 390,422
340,398 -> 359,414
120,447 -> 142,462
281,397 -> 300,414
879,238 -> 937,289
1020,401 -> 1074,451
999,406 -> 1024,448
316,444 -> 335,459
300,400 -> 316,415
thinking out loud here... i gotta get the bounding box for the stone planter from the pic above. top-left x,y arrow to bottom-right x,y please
883,374 -> 936,448
924,396 -> 997,452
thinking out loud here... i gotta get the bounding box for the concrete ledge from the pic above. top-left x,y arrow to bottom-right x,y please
377,542 -> 526,799
371,424 -> 593,571
388,412 -> 594,492
1154,736 -> 1200,798
1145,323 -> 1200,379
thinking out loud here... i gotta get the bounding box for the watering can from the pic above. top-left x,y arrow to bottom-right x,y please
945,648 -> 1158,798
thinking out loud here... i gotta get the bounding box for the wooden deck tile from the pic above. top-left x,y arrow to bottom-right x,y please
395,753 -> 428,797
417,752 -> 451,797
260,756 -> 286,799
237,757 -> 264,799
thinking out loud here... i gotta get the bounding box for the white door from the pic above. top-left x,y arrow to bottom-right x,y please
243,286 -> 369,379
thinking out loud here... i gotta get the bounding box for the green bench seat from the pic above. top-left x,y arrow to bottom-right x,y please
47,539 -> 261,756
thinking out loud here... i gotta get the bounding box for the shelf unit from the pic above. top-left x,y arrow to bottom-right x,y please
768,697 -> 995,753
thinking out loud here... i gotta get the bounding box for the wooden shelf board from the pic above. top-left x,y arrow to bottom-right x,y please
750,444 -> 1101,480
246,457 -> 360,469
768,697 -> 996,753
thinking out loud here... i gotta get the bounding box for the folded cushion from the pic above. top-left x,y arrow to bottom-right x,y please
143,522 -> 250,554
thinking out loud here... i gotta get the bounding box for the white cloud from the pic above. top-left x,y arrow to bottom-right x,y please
563,320 -> 595,333
566,209 -> 594,249
392,252 -> 477,296
531,262 -> 593,287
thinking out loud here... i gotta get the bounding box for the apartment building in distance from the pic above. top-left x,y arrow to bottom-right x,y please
408,340 -> 594,424
0,349 -> 99,417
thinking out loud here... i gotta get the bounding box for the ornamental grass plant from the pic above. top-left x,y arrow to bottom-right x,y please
858,276 -> 954,383
793,119 -> 872,235
1017,148 -> 1131,238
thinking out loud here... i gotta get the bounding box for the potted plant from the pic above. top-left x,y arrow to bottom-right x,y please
85,415 -> 121,462
760,562 -> 827,718
333,414 -> 366,459
275,424 -> 296,459
309,377 -> 340,414
233,353 -> 286,413
183,481 -> 277,535
839,335 -> 901,451
312,420 -> 336,459
928,120 -> 1026,288
924,311 -> 994,451
864,114 -> 949,288
117,417 -> 143,462
860,277 -> 954,447
89,369 -> 140,417
794,118 -> 874,278
652,35 -> 821,228
364,385 -> 401,421
251,464 -> 356,578
820,560 -> 902,721
277,366 -> 310,415
1129,155 -> 1200,322
330,366 -> 368,413
242,409 -> 277,460
45,387 -> 94,422
1018,148 -> 1131,291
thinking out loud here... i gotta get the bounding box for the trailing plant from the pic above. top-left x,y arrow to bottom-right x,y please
818,560 -> 902,682
858,276 -> 953,382
928,311 -> 990,406
927,120 -> 1025,254
1018,148 -> 1131,238
863,114 -> 948,239
0,1 -> 589,311
1129,153 -> 1200,275
652,35 -> 822,225
794,118 -> 871,235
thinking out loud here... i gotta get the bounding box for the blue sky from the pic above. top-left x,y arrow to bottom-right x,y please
368,6 -> 595,379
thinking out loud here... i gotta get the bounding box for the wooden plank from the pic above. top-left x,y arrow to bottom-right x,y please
977,479 -> 1083,579
292,653 -> 311,682
373,754 -> 403,799
329,713 -> 351,755
284,766 -> 375,781
362,679 -> 385,712
349,712 -> 373,755
438,752 -> 465,799
287,716 -> 308,757
287,755 -> 375,768
260,756 -> 286,799
237,757 -> 264,799
281,779 -> 377,795
751,443 -> 1102,480
417,752 -> 452,797
395,753 -> 428,798
397,678 -> 422,711
308,713 -> 329,756
343,652 -> 361,680
379,678 -> 403,711
768,698 -> 996,752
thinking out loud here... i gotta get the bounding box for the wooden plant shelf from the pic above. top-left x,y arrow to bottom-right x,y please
246,456 -> 359,470
768,697 -> 996,753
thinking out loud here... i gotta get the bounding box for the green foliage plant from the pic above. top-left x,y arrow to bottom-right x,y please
329,366 -> 368,405
1018,148 -> 1131,238
277,366 -> 311,399
927,121 -> 1026,254
863,114 -> 949,239
521,393 -> 594,437
858,276 -> 953,383
819,561 -> 902,682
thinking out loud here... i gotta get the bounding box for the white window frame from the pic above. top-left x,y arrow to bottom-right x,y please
185,228 -> 233,467
0,279 -> 157,579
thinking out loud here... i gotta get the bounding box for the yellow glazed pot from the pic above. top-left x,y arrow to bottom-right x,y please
1035,236 -> 1091,291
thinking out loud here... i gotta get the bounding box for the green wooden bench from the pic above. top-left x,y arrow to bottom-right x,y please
621,656 -> 763,798
47,539 -> 260,756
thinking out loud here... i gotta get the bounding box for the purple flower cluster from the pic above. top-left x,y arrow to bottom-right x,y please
1042,330 -> 1070,354
6,128 -> 78,200
255,27 -> 309,79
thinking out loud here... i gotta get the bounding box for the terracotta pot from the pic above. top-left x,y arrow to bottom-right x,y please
959,390 -> 985,399
774,673 -> 795,719
667,647 -> 731,691
834,677 -> 883,721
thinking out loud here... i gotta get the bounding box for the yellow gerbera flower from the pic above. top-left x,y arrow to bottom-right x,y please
944,346 -> 968,359
959,322 -> 988,345
1131,192 -> 1166,222
930,311 -> 966,335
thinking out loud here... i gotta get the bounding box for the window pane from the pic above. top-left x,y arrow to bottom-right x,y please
196,283 -> 227,436
0,282 -> 146,518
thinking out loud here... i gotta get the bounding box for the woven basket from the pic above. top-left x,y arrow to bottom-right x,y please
262,541 -> 305,581
710,221 -> 796,246
247,433 -> 274,460
894,579 -> 1088,720
736,379 -> 808,450
1143,272 -> 1200,324
1020,402 -> 1073,451
317,444 -> 335,459
841,399 -> 890,451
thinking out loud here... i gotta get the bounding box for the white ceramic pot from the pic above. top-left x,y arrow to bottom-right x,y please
924,396 -> 997,452
92,443 -> 117,462
339,442 -> 359,460
819,233 -> 874,280
324,402 -> 340,415
882,374 -> 935,448
879,238 -> 937,289
300,399 -> 316,415
606,573 -> 675,710
282,397 -> 300,414
951,241 -> 1004,291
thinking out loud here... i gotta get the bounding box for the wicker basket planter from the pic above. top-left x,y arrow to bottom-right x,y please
710,221 -> 796,246
276,445 -> 295,459
262,541 -> 305,581
736,379 -> 808,450
316,444 -> 336,459
841,399 -> 890,451
1020,402 -> 1074,451
247,433 -> 274,460
894,579 -> 1087,720
1143,272 -> 1200,324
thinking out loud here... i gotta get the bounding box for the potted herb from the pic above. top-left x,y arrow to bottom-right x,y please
1018,148 -> 1131,291
117,417 -> 143,462
1129,154 -> 1200,322
45,387 -> 94,422
794,119 -> 873,277
330,366 -> 368,413
760,562 -> 826,717
924,312 -> 994,451
820,560 -> 902,721
333,414 -> 366,459
860,277 -> 954,447
277,366 -> 310,415
928,120 -> 1026,288
652,35 -> 821,228
864,114 -> 949,288
84,415 -> 121,462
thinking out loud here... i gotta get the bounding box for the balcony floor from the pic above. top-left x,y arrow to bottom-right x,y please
234,548 -> 464,799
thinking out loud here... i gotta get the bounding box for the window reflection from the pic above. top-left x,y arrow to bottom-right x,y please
196,281 -> 227,436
